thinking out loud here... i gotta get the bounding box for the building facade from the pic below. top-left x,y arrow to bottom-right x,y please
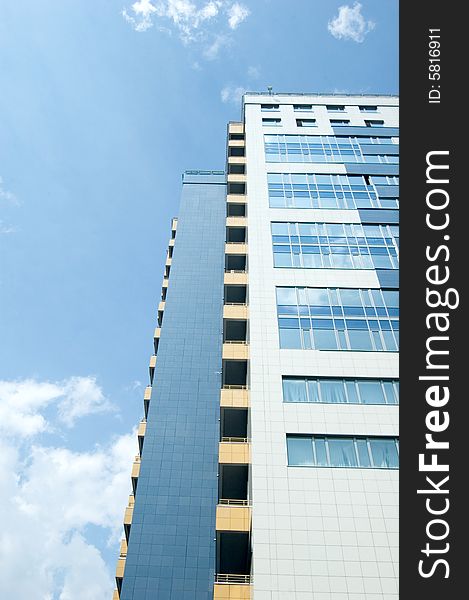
114,93 -> 399,600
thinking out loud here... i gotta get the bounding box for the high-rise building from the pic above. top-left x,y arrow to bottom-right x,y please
113,93 -> 399,600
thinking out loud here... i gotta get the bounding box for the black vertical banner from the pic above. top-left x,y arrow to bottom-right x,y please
400,2 -> 465,599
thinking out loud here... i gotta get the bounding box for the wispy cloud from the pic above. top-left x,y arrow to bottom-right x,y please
328,2 -> 375,43
227,2 -> 250,29
0,376 -> 136,598
122,1 -> 251,57
0,176 -> 18,205
221,84 -> 245,105
247,65 -> 260,79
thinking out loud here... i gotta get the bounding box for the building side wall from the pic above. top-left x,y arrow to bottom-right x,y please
245,96 -> 399,599
121,174 -> 227,600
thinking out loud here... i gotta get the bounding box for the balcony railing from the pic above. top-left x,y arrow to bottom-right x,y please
215,574 -> 252,584
218,499 -> 250,506
221,437 -> 249,443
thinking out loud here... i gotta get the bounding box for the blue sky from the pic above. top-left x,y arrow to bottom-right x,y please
0,1 -> 398,597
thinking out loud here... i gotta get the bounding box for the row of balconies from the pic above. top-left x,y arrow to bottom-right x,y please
113,218 -> 178,599
217,123 -> 252,598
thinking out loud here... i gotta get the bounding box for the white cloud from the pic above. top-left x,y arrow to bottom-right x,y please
247,65 -> 259,79
227,2 -> 250,29
328,2 -> 375,43
122,1 -> 251,56
0,176 -> 18,205
0,376 -> 137,599
203,33 -> 231,59
221,84 -> 245,105
0,376 -> 114,437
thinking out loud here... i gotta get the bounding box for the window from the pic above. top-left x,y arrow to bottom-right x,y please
229,133 -> 245,140
267,173 -> 399,210
287,435 -> 399,469
262,118 -> 281,127
282,377 -> 399,405
359,105 -> 378,112
261,104 -> 279,111
272,222 -> 399,270
276,286 -> 399,351
330,119 -> 350,126
296,119 -> 316,128
264,134 -> 398,164
293,104 -> 313,111
228,164 -> 245,175
365,120 -> 385,127
229,147 -> 245,157
326,105 -> 345,112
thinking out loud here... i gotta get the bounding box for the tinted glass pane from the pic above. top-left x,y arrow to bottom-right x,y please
356,439 -> 371,467
279,328 -> 302,349
314,438 -> 327,466
287,437 -> 314,466
328,438 -> 358,467
320,380 -> 346,403
307,380 -> 320,402
369,439 -> 399,468
358,381 -> 386,404
283,379 -> 307,402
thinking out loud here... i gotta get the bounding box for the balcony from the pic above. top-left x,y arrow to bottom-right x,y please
162,278 -> 168,289
219,441 -> 251,464
131,455 -> 140,494
123,495 -> 134,542
138,419 -> 146,454
169,238 -> 175,247
213,582 -> 251,599
226,216 -> 247,228
227,174 -> 246,184
222,342 -> 249,360
225,243 -> 248,255
149,355 -> 156,383
223,304 -> 248,320
216,505 -> 251,532
224,272 -> 248,285
220,387 -> 249,408
112,589 -> 119,600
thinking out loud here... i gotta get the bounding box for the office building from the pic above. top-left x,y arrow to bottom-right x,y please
113,93 -> 399,600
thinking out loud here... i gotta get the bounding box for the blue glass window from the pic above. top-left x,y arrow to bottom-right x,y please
264,134 -> 398,163
287,435 -> 399,469
272,222 -> 399,270
267,172 -> 399,210
282,377 -> 399,405
276,287 -> 399,351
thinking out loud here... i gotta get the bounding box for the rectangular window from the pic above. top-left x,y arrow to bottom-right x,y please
293,104 -> 313,111
229,147 -> 245,157
272,222 -> 399,271
330,119 -> 350,126
365,120 -> 385,127
267,172 -> 399,210
276,286 -> 399,351
229,133 -> 245,140
287,435 -> 399,469
264,134 -> 398,163
359,105 -> 378,112
296,119 -> 316,128
262,118 -> 281,126
326,105 -> 345,111
261,104 -> 280,111
282,377 -> 399,405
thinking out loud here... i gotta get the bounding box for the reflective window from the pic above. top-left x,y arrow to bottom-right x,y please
287,435 -> 399,469
293,104 -> 313,111
282,377 -> 399,405
267,172 -> 399,210
264,134 -> 398,163
263,118 -> 281,127
277,287 -> 399,351
272,222 -> 399,270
